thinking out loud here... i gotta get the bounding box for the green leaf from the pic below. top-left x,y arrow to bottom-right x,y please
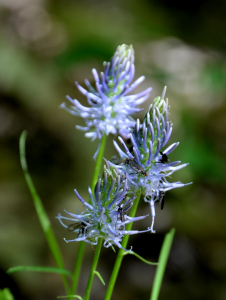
150,228 -> 175,300
57,296 -> 83,300
7,266 -> 72,277
123,251 -> 158,266
94,271 -> 105,285
19,131 -> 70,294
0,288 -> 14,300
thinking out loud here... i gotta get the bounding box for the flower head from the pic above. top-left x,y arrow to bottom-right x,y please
57,165 -> 151,250
110,87 -> 192,232
60,44 -> 152,159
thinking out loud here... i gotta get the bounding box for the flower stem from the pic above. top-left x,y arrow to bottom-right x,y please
83,238 -> 103,300
104,192 -> 141,300
69,242 -> 85,298
91,134 -> 107,192
70,135 -> 107,295
150,228 -> 175,300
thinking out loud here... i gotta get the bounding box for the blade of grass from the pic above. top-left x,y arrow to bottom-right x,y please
19,131 -> 70,295
150,228 -> 175,300
0,288 -> 15,300
7,266 -> 72,277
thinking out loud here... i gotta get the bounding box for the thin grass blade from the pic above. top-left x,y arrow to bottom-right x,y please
7,266 -> 72,277
150,228 -> 175,300
19,131 -> 70,294
0,288 -> 15,300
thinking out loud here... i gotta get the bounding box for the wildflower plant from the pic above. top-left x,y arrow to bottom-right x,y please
12,44 -> 191,300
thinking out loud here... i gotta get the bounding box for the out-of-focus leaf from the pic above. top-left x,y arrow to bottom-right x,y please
0,288 -> 14,300
7,266 -> 72,277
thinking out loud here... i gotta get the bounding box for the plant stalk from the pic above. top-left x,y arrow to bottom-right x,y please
70,135 -> 107,295
83,238 -> 103,300
104,192 -> 141,300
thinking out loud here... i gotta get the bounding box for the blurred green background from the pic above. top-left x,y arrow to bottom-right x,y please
0,0 -> 226,299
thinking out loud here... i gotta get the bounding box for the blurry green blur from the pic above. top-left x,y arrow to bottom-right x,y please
0,0 -> 226,299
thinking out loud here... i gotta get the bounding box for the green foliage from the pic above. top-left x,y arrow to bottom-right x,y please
0,288 -> 14,300
94,271 -> 105,286
7,266 -> 72,277
19,131 -> 70,295
123,251 -> 159,266
150,228 -> 175,300
57,296 -> 83,300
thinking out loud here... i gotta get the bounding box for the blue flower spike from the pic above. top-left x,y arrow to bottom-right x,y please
60,44 -> 152,159
57,165 -> 151,250
110,87 -> 192,233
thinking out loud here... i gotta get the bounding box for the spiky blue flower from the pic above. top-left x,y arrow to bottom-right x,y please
60,44 -> 152,159
109,87 -> 192,233
57,166 -> 151,250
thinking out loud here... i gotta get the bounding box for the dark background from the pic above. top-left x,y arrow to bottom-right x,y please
0,0 -> 226,299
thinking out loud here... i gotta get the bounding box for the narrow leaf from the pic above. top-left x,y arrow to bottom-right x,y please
19,131 -> 70,294
57,296 -> 83,300
0,288 -> 15,300
94,271 -> 105,285
123,251 -> 158,266
150,228 -> 175,300
7,266 -> 72,277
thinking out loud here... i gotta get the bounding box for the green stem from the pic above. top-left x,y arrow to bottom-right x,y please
70,242 -> 85,297
19,131 -> 70,295
70,135 -> 107,295
150,228 -> 175,300
91,134 -> 107,192
104,193 -> 141,300
83,238 -> 103,300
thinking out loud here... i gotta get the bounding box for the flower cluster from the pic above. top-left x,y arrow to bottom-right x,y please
109,87 -> 192,232
57,165 -> 151,250
60,44 -> 152,158
58,44 -> 191,249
